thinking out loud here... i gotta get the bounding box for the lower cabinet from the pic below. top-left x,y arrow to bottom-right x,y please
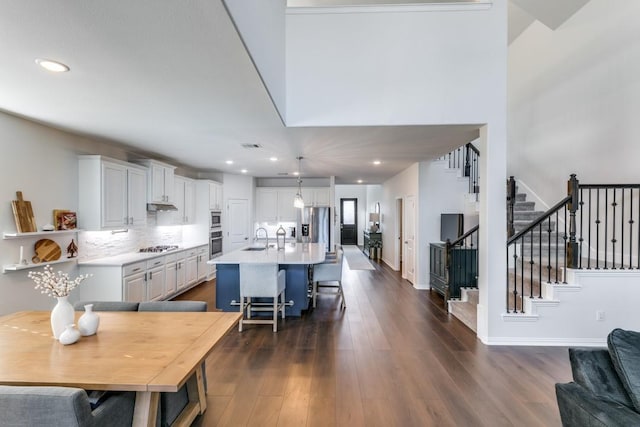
165,254 -> 178,295
79,244 -> 209,303
146,257 -> 166,301
196,246 -> 208,282
185,248 -> 199,286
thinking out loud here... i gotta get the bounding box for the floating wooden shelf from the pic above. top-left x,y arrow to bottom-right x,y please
3,230 -> 80,239
3,258 -> 76,273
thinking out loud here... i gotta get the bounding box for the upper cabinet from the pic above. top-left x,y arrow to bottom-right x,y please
174,176 -> 195,224
255,188 -> 298,223
209,181 -> 223,211
134,160 -> 176,204
301,187 -> 331,207
78,155 -> 148,230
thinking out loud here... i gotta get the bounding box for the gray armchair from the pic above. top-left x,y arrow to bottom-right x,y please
556,329 -> 640,426
0,386 -> 134,427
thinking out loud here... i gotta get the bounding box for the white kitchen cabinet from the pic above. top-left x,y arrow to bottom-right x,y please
79,155 -> 148,230
256,189 -> 278,222
209,181 -> 223,211
78,246 -> 210,302
176,253 -> 186,291
146,257 -> 166,301
185,248 -> 198,286
165,254 -> 177,296
124,272 -> 146,303
277,189 -> 297,221
301,187 -> 331,207
134,159 -> 176,204
255,188 -> 297,223
127,167 -> 148,226
174,176 -> 196,224
196,246 -> 208,282
122,261 -> 147,303
314,188 -> 331,206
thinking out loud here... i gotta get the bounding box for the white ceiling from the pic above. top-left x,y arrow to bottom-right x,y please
0,1 -> 587,184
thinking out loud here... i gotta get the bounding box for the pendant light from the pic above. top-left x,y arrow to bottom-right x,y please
293,156 -> 305,208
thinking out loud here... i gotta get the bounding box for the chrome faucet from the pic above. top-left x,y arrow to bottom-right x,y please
255,227 -> 269,248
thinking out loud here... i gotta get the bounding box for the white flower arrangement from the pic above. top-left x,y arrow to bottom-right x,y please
28,265 -> 91,298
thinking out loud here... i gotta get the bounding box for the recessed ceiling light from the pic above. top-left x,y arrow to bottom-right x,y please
357,179 -> 363,184
270,157 -> 278,162
241,169 -> 248,174
373,160 -> 381,165
225,160 -> 233,165
35,58 -> 70,73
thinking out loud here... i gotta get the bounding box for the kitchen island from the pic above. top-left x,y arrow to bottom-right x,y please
209,242 -> 326,316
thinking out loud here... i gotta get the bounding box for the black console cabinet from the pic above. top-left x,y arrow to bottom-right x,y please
429,242 -> 477,300
363,230 -> 382,259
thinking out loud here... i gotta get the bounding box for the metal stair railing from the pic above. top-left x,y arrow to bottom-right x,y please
506,174 -> 640,313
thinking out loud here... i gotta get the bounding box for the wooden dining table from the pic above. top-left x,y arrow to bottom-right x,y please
0,310 -> 240,427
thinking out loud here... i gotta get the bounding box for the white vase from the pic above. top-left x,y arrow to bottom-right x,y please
50,296 -> 75,340
78,304 -> 100,336
59,324 -> 81,345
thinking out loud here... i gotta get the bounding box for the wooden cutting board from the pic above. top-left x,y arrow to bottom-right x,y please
11,191 -> 37,233
34,239 -> 61,262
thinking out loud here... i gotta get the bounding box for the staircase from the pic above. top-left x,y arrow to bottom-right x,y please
449,185 -> 559,330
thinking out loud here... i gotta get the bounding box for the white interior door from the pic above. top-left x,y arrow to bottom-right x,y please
228,199 -> 249,251
403,195 -> 416,284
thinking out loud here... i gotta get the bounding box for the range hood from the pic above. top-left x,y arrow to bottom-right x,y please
147,202 -> 178,212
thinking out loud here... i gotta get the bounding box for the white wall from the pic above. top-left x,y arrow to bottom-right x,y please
224,0 -> 287,119
0,112 -> 126,314
418,160 -> 479,288
285,3 -> 506,126
381,163 -> 419,274
508,0 -> 640,205
0,112 -> 208,315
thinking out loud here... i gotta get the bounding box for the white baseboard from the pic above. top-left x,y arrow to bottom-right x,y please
481,336 -> 605,347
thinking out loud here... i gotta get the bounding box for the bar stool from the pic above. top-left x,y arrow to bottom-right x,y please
239,263 -> 286,332
313,246 -> 345,310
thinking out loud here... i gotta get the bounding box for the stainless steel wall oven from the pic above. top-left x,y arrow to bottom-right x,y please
210,228 -> 223,258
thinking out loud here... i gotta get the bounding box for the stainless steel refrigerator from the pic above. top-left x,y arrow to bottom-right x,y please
297,207 -> 330,252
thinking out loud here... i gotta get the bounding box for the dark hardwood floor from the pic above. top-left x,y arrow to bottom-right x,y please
174,260 -> 572,426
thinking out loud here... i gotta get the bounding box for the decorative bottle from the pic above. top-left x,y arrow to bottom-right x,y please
276,225 -> 286,250
59,324 -> 81,345
78,303 -> 100,336
50,296 -> 75,339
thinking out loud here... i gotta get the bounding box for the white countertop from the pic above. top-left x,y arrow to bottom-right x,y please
209,242 -> 326,265
78,242 -> 208,267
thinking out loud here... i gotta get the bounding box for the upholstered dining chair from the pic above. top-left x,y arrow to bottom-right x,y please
312,246 -> 345,310
0,385 -> 135,427
136,300 -> 208,427
73,301 -> 139,311
238,263 -> 286,332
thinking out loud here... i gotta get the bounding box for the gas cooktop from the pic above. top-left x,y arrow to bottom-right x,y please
139,245 -> 180,253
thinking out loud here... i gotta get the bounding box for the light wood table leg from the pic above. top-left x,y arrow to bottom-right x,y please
133,391 -> 159,427
171,365 -> 207,426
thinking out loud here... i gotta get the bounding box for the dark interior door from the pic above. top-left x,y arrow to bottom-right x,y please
340,198 -> 358,245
